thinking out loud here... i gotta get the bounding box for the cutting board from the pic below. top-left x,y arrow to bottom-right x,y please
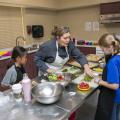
66,59 -> 99,68
67,60 -> 81,68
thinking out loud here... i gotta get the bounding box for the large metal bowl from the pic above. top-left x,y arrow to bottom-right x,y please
31,82 -> 63,104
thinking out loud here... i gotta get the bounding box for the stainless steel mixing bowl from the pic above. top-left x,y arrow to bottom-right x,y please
31,82 -> 63,104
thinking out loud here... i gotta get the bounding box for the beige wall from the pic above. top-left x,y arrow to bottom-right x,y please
56,5 -> 120,41
24,8 -> 57,45
59,0 -> 119,10
0,0 -> 118,10
0,6 -> 23,49
0,1 -> 120,48
0,6 -> 57,49
0,0 -> 57,9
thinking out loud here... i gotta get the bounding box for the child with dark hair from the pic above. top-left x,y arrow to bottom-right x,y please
1,46 -> 27,87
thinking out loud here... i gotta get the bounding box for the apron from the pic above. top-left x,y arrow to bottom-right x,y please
15,65 -> 26,84
95,55 -> 116,120
45,41 -> 69,71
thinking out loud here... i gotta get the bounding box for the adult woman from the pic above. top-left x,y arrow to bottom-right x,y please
94,34 -> 120,120
35,26 -> 92,76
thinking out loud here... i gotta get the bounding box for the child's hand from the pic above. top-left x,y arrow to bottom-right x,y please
94,78 -> 101,84
32,81 -> 38,87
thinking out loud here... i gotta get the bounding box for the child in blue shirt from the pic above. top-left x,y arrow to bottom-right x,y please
94,34 -> 120,120
108,56 -> 120,120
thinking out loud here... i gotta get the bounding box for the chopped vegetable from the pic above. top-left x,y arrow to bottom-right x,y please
93,68 -> 103,72
57,75 -> 64,81
77,82 -> 90,91
62,69 -> 68,72
84,75 -> 93,82
48,73 -> 64,81
48,74 -> 57,81
70,66 -> 77,70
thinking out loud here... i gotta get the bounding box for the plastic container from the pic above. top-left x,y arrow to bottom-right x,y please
12,83 -> 22,102
0,92 -> 10,106
22,74 -> 31,102
99,61 -> 105,68
93,72 -> 100,83
12,83 -> 22,94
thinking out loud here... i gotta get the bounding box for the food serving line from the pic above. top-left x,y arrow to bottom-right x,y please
0,64 -> 100,120
0,53 -> 104,120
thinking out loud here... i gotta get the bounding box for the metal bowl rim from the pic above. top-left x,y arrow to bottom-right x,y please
31,92 -> 62,98
31,83 -> 63,98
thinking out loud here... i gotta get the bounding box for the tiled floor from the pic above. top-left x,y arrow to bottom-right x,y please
75,91 -> 99,120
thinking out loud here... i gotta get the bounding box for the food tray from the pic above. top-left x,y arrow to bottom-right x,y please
88,62 -> 99,68
66,59 -> 99,69
87,54 -> 104,62
72,74 -> 98,88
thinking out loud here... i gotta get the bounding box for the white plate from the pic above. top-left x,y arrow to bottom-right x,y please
88,80 -> 98,88
72,74 -> 85,84
72,74 -> 98,88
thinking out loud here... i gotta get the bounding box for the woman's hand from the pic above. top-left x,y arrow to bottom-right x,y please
84,64 -> 94,77
46,68 -> 55,74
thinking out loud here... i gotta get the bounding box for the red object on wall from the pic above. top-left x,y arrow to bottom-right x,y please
26,25 -> 32,35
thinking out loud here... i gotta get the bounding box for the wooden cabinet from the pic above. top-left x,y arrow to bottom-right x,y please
100,2 -> 120,14
0,59 -> 10,91
24,52 -> 38,79
0,59 -> 9,81
77,46 -> 96,55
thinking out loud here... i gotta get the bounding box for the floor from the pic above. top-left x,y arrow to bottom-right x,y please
75,90 -> 99,120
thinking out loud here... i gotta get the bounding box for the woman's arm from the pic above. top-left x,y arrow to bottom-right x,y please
83,64 -> 93,77
35,46 -> 49,72
35,40 -> 58,73
69,41 -> 93,76
69,42 -> 88,67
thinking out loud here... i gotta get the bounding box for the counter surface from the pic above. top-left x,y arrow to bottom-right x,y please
0,76 -> 98,120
